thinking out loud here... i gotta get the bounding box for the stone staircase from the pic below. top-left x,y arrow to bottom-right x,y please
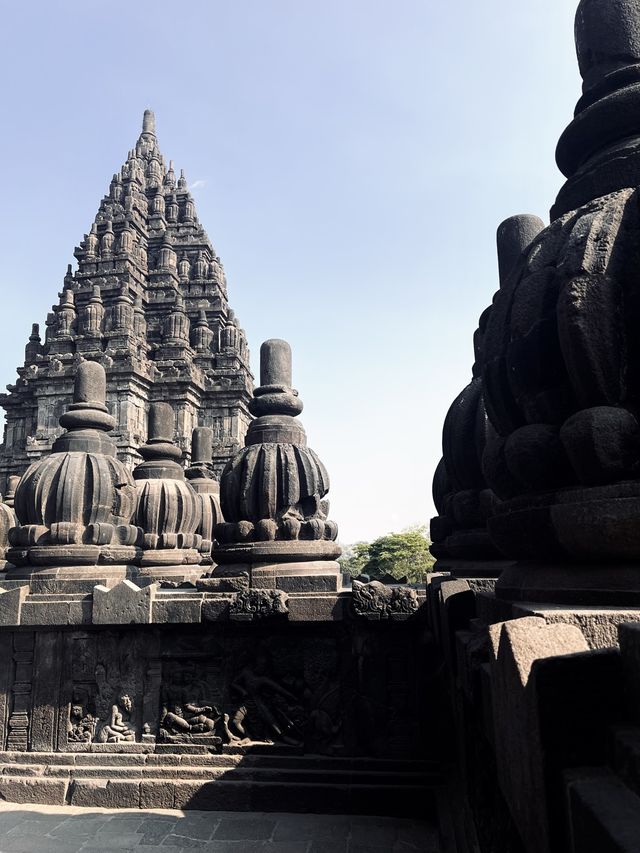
0,749 -> 442,818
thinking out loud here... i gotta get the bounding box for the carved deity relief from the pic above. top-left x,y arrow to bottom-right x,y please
158,658 -> 227,745
96,694 -> 136,743
67,702 -> 97,743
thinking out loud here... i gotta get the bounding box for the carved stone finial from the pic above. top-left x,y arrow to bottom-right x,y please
430,214 -> 545,567
192,310 -> 213,353
554,0 -> 640,216
8,361 -> 140,572
185,427 -> 223,566
192,426 -> 213,466
142,109 -> 156,135
81,285 -> 105,338
496,215 -> 546,287
133,403 -> 202,578
214,339 -> 340,588
4,477 -> 20,510
25,324 -> 41,361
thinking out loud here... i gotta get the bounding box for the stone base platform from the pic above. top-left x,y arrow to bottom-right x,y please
0,576 -> 430,814
0,748 -> 440,817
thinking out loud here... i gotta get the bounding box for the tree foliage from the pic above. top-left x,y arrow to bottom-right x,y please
339,525 -> 434,584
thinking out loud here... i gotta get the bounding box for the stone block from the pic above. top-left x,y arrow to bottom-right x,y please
566,770 -> 640,853
173,779 -> 252,810
20,599 -> 91,626
0,585 -> 28,626
152,596 -> 202,623
439,579 -> 475,671
93,580 -> 156,624
619,622 -> 640,719
68,778 -> 141,808
475,590 -> 515,625
196,573 -> 249,593
140,779 -> 175,809
0,776 -> 67,805
201,597 -> 232,621
276,574 -> 339,593
489,617 -> 590,853
513,603 -> 640,650
288,594 -> 348,622
75,753 -> 145,766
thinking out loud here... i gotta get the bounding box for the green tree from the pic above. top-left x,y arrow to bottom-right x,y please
338,541 -> 371,577
339,525 -> 435,584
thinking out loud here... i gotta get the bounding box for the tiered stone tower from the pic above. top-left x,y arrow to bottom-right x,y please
0,110 -> 253,490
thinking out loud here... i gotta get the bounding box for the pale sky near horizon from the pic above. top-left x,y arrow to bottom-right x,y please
0,0 -> 580,544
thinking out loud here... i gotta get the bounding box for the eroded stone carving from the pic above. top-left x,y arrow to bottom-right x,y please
230,649 -> 303,746
68,702 -> 97,743
229,589 -> 289,620
351,580 -> 419,620
97,693 -> 136,743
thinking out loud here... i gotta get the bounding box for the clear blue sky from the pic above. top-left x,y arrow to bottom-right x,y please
0,0 -> 580,543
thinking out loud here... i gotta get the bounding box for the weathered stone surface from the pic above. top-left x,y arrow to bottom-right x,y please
7,362 -> 141,571
0,586 -> 28,626
0,776 -> 67,804
139,779 -> 174,809
489,617 -> 589,853
92,581 -> 156,624
151,595 -> 203,623
512,603 -> 640,649
68,779 -> 140,808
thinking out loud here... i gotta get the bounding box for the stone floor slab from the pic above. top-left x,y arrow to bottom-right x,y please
0,802 -> 439,853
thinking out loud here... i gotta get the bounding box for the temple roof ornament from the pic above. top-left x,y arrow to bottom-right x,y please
430,215 -> 545,564
185,427 -> 223,566
7,361 -> 140,573
554,0 -> 640,217
133,402 -> 202,580
213,339 -> 340,588
467,0 -> 640,601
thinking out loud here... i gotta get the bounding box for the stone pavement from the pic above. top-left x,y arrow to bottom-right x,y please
0,801 -> 440,853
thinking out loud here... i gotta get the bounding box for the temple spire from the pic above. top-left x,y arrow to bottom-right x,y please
142,109 -> 156,135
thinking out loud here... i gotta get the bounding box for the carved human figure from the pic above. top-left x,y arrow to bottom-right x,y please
230,652 -> 301,745
68,703 -> 97,743
161,703 -> 217,736
98,694 -> 136,743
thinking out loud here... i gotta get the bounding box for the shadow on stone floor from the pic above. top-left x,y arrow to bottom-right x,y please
0,803 -> 440,853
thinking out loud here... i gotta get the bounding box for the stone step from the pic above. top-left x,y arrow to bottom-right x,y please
3,761 -> 439,788
0,749 -> 442,816
0,773 -> 440,817
0,750 -> 436,773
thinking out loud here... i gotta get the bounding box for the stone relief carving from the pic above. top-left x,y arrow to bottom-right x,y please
229,589 -> 289,621
229,649 -> 303,746
96,694 -> 136,743
67,702 -> 97,743
351,580 -> 419,620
